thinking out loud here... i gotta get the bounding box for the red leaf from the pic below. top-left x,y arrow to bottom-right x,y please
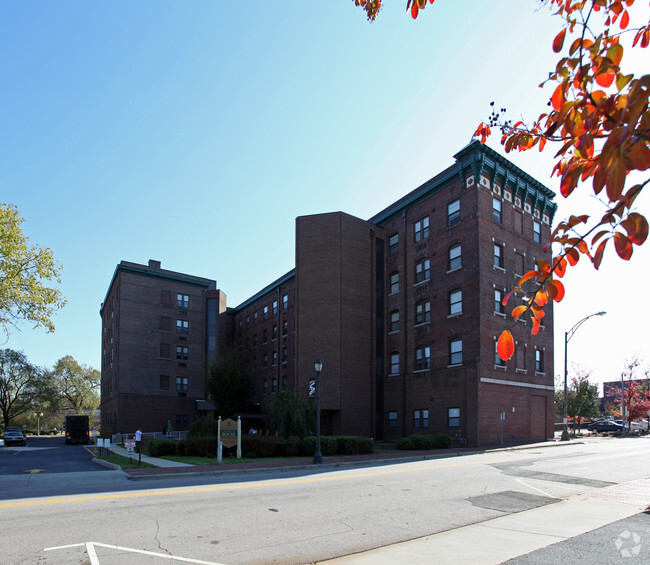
553,28 -> 567,53
497,330 -> 515,361
553,256 -> 567,277
512,305 -> 527,320
593,239 -> 608,269
531,317 -> 541,336
595,71 -> 616,88
620,9 -> 629,29
566,248 -> 580,266
620,213 -> 649,245
536,290 -> 549,307
518,270 -> 541,286
614,232 -> 633,260
545,279 -> 566,302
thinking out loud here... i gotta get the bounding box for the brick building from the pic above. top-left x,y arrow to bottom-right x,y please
100,141 -> 557,445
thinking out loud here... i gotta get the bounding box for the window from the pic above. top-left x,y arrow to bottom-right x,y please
176,377 -> 188,392
160,343 -> 171,358
533,221 -> 541,243
246,316 -> 250,328
388,411 -> 398,428
415,300 -> 430,324
273,300 -> 278,314
272,350 -> 278,366
449,244 -> 461,270
415,258 -> 430,283
263,354 -> 268,368
448,407 -> 461,427
254,312 -> 258,325
272,378 -> 278,393
514,252 -> 524,276
493,243 -> 504,268
413,409 -> 429,428
389,310 -> 400,332
263,330 -> 268,344
282,347 -> 288,363
282,320 -> 288,336
282,294 -> 288,309
389,233 -> 399,256
449,289 -> 462,315
176,320 -> 189,334
263,306 -> 269,320
450,339 -> 463,365
493,198 -> 502,223
448,199 -> 460,226
390,272 -> 399,294
272,325 -> 278,340
494,289 -> 505,314
159,375 -> 170,391
415,345 -> 430,370
535,349 -> 544,373
414,217 -> 429,242
495,341 -> 506,367
175,414 -> 189,430
176,346 -> 188,360
177,293 -> 189,308
390,352 -> 400,375
263,380 -> 268,394
253,334 -> 258,347
160,316 -> 171,332
516,344 -> 527,370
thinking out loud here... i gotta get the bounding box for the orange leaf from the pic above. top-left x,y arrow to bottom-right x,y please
620,213 -> 649,245
535,290 -> 549,307
512,305 -> 527,320
595,71 -> 616,88
620,9 -> 629,29
518,270 -> 541,286
545,279 -> 566,302
531,317 -> 541,336
566,248 -> 580,266
614,232 -> 633,259
497,330 -> 515,361
536,259 -> 552,275
553,256 -> 567,277
593,239 -> 608,269
553,28 -> 567,53
502,289 -> 516,306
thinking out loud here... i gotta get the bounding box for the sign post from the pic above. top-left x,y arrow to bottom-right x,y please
124,439 -> 136,461
218,417 -> 241,460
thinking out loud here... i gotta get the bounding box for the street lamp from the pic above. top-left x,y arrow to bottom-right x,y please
34,412 -> 43,436
562,311 -> 606,441
313,359 -> 323,464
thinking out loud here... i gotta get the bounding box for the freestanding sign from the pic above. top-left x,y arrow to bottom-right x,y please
124,439 -> 136,458
218,417 -> 242,459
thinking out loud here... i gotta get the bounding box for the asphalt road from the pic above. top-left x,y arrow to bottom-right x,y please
1,437 -> 649,564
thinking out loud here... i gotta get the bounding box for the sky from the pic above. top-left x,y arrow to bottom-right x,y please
2,1 -> 649,393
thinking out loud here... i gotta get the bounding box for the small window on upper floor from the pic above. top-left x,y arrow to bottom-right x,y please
415,300 -> 430,325
263,306 -> 269,320
450,339 -> 463,366
449,289 -> 462,316
177,294 -> 189,308
494,243 -> 504,269
389,310 -> 400,332
415,258 -> 430,283
415,345 -> 431,371
494,288 -> 506,315
449,244 -> 461,271
176,320 -> 189,334
389,233 -> 399,256
493,198 -> 502,223
282,294 -> 288,309
389,352 -> 399,375
533,221 -> 541,244
448,199 -> 460,226
390,271 -> 399,294
273,300 -> 278,314
535,349 -> 544,373
414,217 -> 429,242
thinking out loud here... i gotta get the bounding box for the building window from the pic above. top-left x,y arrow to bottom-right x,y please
414,217 -> 429,242
282,375 -> 287,389
282,347 -> 288,363
176,377 -> 188,392
263,306 -> 269,320
415,345 -> 431,370
535,349 -> 544,373
390,352 -> 400,375
254,312 -> 258,325
494,288 -> 506,314
159,375 -> 170,391
450,339 -> 463,365
449,289 -> 462,316
246,316 -> 250,328
263,380 -> 268,394
389,233 -> 399,256
493,198 -> 502,223
493,243 -> 504,268
514,252 -> 524,276
448,199 -> 460,226
282,320 -> 288,336
263,354 -> 268,368
263,330 -> 268,344
449,244 -> 461,270
177,293 -> 189,308
176,346 -> 188,360
272,377 -> 278,392
283,294 -> 288,309
448,407 -> 461,427
495,341 -> 506,367
253,334 -> 258,347
272,350 -> 278,366
415,258 -> 430,283
533,221 -> 541,243
389,310 -> 400,332
176,320 -> 189,334
160,343 -> 171,358
273,300 -> 278,314
388,411 -> 398,428
390,271 -> 399,294
175,414 -> 189,430
415,301 -> 430,324
516,344 -> 527,370
413,409 -> 429,428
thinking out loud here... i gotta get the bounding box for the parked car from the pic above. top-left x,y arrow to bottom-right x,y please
587,420 -> 623,433
631,419 -> 649,432
2,429 -> 27,446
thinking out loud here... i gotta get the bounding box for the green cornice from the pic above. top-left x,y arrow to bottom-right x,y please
231,270 -> 296,313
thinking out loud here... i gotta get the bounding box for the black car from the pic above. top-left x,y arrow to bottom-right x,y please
587,420 -> 623,433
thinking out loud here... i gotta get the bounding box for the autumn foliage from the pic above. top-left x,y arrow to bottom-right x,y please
355,0 -> 650,361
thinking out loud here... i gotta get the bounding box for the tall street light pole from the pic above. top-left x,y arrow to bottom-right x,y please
562,311 -> 606,441
313,359 -> 323,464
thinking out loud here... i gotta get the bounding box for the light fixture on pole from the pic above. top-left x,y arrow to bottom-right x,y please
313,359 -> 323,464
34,412 -> 43,436
562,311 -> 606,441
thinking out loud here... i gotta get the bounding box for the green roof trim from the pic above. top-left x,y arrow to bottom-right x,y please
231,270 -> 296,313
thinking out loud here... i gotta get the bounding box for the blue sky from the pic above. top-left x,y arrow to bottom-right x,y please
2,1 -> 649,389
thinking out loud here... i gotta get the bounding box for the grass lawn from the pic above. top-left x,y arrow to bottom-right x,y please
159,454 -> 308,465
98,454 -> 156,469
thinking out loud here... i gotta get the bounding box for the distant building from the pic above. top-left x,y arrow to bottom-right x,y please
100,141 -> 557,445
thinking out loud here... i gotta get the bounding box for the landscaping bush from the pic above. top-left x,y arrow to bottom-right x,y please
147,439 -> 175,457
241,436 -> 302,458
175,437 -> 220,457
188,418 -> 220,438
398,433 -> 451,450
336,436 -> 374,455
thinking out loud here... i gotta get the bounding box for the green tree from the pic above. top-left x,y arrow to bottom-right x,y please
0,203 -> 66,335
567,370 -> 600,435
0,348 -> 42,426
206,347 -> 252,419
263,389 -> 314,439
49,355 -> 100,414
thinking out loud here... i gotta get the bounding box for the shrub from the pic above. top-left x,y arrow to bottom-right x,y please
398,434 -> 452,450
147,439 -> 175,457
188,418 -> 220,438
175,437 -> 219,457
336,436 -> 374,455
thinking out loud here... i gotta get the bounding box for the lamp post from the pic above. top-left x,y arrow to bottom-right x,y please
313,359 -> 323,464
562,311 -> 606,441
34,412 -> 43,436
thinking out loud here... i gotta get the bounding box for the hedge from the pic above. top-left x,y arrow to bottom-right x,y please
397,434 -> 452,450
147,439 -> 175,457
